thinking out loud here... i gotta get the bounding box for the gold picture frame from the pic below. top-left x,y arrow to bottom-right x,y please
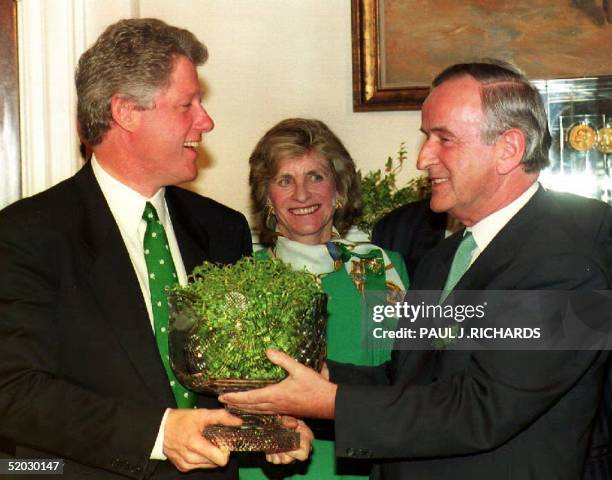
352,0 -> 428,111
352,0 -> 612,112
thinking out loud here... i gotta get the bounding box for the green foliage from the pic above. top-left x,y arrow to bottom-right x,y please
168,257 -> 325,380
356,142 -> 430,235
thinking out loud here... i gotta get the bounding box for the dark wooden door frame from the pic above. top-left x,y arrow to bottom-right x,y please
0,0 -> 21,209
0,0 -> 18,453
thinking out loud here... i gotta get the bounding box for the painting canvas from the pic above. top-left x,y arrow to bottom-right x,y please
353,0 -> 612,110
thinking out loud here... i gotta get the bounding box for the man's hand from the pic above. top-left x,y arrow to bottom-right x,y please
164,408 -> 242,472
219,349 -> 337,419
265,416 -> 314,464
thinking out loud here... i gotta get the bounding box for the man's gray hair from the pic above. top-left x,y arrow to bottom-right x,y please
75,18 -> 207,146
432,60 -> 551,173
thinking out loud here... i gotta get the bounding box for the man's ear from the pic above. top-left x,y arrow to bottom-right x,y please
496,128 -> 526,175
110,95 -> 141,132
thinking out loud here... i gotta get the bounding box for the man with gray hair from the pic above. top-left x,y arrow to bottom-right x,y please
0,18 -> 310,479
221,60 -> 612,478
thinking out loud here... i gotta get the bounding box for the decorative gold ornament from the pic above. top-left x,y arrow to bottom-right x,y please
386,281 -> 404,304
596,127 -> 612,154
568,123 -> 596,151
264,202 -> 276,228
348,256 -> 383,294
335,198 -> 343,210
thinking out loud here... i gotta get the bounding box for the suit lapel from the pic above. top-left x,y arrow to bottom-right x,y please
454,187 -> 545,291
414,187 -> 546,292
74,164 -> 174,404
165,187 -> 210,274
413,231 -> 463,290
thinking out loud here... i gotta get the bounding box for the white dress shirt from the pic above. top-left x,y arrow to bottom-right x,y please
466,181 -> 540,266
92,156 -> 188,460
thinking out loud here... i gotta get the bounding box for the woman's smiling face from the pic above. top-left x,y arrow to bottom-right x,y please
268,152 -> 337,245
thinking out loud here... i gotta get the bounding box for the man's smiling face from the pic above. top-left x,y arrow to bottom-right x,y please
417,75 -> 501,225
131,55 -> 214,191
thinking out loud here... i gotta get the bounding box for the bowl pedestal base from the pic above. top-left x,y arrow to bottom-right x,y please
203,409 -> 299,453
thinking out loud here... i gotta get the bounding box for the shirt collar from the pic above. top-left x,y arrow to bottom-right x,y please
91,155 -> 167,237
468,181 -> 539,254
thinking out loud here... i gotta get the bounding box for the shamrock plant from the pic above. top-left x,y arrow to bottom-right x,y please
168,257 -> 326,380
356,142 -> 430,235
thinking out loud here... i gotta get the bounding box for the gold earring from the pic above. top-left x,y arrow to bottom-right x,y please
264,202 -> 276,227
335,198 -> 343,210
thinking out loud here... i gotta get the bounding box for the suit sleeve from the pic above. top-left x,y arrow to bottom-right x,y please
239,214 -> 253,257
0,216 -> 162,478
328,360 -> 391,386
372,214 -> 393,252
334,253 -> 610,460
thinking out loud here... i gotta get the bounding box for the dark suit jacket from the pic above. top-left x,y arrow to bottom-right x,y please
0,162 -> 252,479
330,188 -> 612,479
372,199 -> 447,280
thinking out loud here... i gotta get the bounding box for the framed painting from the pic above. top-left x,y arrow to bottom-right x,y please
352,0 -> 612,111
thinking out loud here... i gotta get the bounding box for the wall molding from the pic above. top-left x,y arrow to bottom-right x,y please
0,0 -> 21,208
17,0 -> 86,197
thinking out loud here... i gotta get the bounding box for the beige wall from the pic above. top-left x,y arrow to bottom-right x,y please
138,0 -> 423,224
21,0 -> 424,225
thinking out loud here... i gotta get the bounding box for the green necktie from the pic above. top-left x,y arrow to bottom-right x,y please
440,231 -> 477,302
142,202 -> 196,409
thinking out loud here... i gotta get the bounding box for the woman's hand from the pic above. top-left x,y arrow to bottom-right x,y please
265,416 -> 314,464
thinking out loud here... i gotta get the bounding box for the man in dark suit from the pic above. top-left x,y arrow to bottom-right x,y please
220,61 -> 612,479
372,199 -> 449,279
0,18 -> 310,479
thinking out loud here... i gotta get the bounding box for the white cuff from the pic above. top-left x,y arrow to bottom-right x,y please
150,409 -> 170,460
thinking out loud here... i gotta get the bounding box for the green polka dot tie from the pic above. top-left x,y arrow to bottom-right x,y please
440,231 -> 477,302
142,202 -> 196,409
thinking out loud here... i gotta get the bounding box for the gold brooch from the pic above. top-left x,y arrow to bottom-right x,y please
596,127 -> 612,154
568,123 -> 596,151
